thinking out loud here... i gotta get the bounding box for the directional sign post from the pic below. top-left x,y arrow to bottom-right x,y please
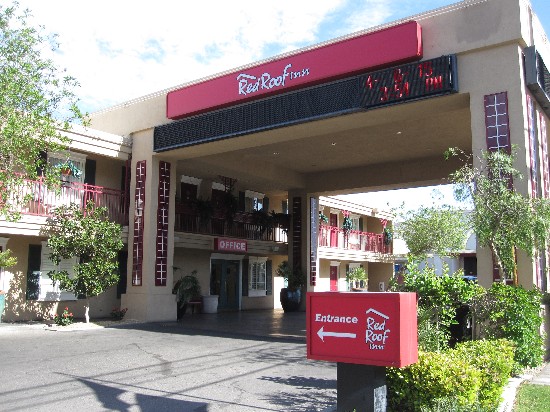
307,292 -> 418,412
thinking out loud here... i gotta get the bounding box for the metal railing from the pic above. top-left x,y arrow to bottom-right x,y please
175,204 -> 288,243
318,224 -> 392,254
12,177 -> 128,226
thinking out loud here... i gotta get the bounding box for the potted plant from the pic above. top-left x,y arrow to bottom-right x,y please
347,266 -> 368,291
277,261 -> 306,312
172,269 -> 202,319
56,160 -> 82,179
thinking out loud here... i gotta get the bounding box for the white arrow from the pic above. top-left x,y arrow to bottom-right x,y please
317,326 -> 357,342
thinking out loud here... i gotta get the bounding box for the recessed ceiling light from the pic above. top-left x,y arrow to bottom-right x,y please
396,131 -> 402,135
273,152 -> 280,155
331,142 -> 337,146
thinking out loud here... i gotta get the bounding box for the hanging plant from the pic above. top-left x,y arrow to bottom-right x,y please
342,216 -> 353,232
56,160 -> 82,179
319,212 -> 329,224
384,227 -> 393,245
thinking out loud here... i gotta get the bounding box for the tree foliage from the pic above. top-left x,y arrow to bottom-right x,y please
390,260 -> 484,351
42,201 -> 123,322
396,205 -> 469,258
0,2 -> 85,219
446,147 -> 550,283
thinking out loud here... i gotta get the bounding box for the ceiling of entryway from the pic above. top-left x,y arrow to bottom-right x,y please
162,92 -> 471,196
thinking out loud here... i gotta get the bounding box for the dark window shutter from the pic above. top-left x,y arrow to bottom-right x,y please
238,191 -> 245,211
84,159 -> 96,185
117,250 -> 128,298
26,244 -> 42,300
242,259 -> 249,296
262,196 -> 269,212
37,151 -> 47,176
359,218 -> 364,232
266,260 -> 272,295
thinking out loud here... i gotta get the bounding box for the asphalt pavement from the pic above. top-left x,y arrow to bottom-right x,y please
0,310 -> 337,412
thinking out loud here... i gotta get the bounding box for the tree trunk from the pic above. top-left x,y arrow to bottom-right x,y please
84,298 -> 90,323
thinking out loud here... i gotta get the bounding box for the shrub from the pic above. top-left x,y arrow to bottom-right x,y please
390,262 -> 484,351
387,351 -> 481,412
453,339 -> 515,411
53,307 -> 74,326
471,283 -> 544,370
110,307 -> 127,320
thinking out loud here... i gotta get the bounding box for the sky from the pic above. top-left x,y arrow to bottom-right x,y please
12,0 -> 550,212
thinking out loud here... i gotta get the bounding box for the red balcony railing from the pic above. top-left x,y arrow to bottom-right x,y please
318,224 -> 392,254
175,203 -> 288,243
12,178 -> 128,226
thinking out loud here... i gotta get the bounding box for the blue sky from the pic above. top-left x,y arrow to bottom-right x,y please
16,0 -> 550,212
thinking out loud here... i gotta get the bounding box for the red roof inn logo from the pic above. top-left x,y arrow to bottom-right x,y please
365,308 -> 390,350
237,63 -> 311,96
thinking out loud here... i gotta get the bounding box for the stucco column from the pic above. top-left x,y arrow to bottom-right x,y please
287,190 -> 320,294
461,43 -> 535,288
122,129 -> 177,321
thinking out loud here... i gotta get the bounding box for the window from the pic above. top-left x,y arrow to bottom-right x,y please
248,257 -> 267,296
48,151 -> 87,184
245,190 -> 264,212
26,242 -> 77,301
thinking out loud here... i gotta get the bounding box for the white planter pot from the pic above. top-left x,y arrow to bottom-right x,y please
202,295 -> 219,313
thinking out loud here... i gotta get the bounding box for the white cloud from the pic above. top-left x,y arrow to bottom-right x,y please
17,0 -> 349,112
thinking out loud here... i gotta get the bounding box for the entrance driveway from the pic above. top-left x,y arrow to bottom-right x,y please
0,310 -> 336,411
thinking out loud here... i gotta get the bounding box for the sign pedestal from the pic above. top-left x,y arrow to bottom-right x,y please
337,363 -> 386,412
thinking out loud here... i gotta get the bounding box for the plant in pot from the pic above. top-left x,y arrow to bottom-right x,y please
347,266 -> 368,291
172,269 -> 202,319
277,261 -> 306,312
56,160 -> 82,179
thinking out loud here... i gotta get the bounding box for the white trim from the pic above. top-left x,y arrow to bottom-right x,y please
180,175 -> 202,185
245,190 -> 265,199
212,182 -> 225,191
330,261 -> 340,267
210,253 -> 245,261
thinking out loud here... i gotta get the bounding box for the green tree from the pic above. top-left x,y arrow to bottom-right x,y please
42,202 -> 124,323
396,205 -> 469,259
0,2 -> 85,220
0,249 -> 17,268
446,147 -> 550,284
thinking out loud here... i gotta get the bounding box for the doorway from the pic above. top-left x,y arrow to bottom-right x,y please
330,266 -> 338,291
210,259 -> 240,311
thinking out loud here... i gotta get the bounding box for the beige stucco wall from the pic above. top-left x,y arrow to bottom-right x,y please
0,235 -> 120,322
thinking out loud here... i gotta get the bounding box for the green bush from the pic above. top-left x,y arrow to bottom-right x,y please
387,351 -> 481,412
453,339 -> 515,411
390,262 -> 484,351
471,283 -> 544,370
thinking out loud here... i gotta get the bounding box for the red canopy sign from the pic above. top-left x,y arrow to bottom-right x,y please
307,292 -> 418,367
167,21 -> 422,119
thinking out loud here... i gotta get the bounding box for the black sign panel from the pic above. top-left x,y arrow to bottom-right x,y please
361,55 -> 458,108
155,55 -> 458,152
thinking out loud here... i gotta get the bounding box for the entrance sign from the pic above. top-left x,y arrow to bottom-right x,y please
307,292 -> 417,367
166,21 -> 422,119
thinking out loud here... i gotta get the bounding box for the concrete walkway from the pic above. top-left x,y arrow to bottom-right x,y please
529,362 -> 550,386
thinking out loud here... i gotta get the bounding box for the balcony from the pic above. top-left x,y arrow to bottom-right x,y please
11,177 -> 129,226
175,203 -> 289,243
318,224 -> 392,254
